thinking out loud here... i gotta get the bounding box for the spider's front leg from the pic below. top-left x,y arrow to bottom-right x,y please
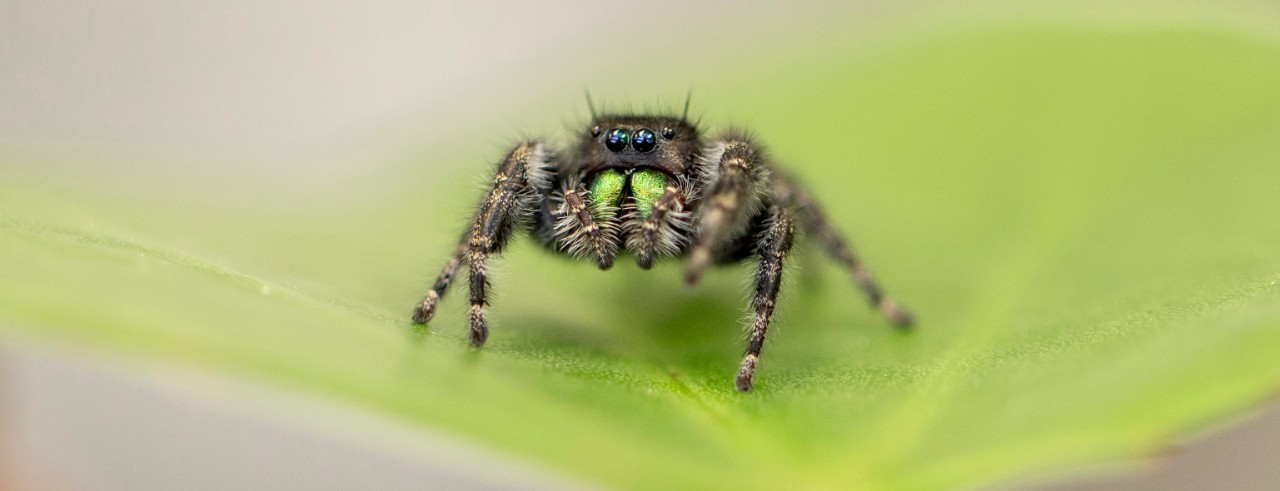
411,141 -> 554,347
684,135 -> 769,284
736,204 -> 795,392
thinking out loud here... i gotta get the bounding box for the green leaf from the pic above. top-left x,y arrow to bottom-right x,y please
5,17 -> 1280,491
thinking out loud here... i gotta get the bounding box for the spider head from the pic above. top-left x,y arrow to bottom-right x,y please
581,115 -> 700,177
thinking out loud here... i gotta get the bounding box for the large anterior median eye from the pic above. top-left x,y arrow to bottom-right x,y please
604,129 -> 629,152
632,128 -> 656,153
629,169 -> 668,218
587,169 -> 625,217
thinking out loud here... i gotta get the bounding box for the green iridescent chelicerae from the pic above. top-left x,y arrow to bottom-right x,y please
629,169 -> 667,219
588,168 -> 625,218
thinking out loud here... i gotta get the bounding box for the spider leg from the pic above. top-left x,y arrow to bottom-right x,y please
411,141 -> 554,347
685,136 -> 769,284
736,205 -> 795,392
773,173 -> 913,327
411,235 -> 466,323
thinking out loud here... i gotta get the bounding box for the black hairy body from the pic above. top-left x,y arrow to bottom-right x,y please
412,110 -> 912,391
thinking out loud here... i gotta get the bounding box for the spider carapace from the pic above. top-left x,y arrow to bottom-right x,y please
412,110 -> 912,391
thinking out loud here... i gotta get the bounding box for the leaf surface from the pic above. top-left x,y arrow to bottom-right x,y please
4,17 -> 1280,491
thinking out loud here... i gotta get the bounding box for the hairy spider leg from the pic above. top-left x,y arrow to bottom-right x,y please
736,205 -> 796,392
773,173 -> 914,327
411,235 -> 467,324
412,141 -> 553,347
684,137 -> 768,284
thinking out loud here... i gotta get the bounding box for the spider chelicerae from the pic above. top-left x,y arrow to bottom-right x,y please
411,104 -> 913,391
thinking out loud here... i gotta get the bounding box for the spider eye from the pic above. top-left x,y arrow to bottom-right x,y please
590,125 -> 602,138
661,127 -> 675,139
604,129 -> 629,152
632,128 -> 657,153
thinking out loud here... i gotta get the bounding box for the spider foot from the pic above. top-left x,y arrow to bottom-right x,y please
879,297 -> 914,329
735,354 -> 758,392
468,304 -> 488,347
683,249 -> 712,285
411,291 -> 439,324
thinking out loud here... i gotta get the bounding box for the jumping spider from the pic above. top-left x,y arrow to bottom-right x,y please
411,107 -> 912,391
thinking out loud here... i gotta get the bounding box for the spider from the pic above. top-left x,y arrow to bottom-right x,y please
411,103 -> 913,391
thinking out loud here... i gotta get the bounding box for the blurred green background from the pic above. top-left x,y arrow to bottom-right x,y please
4,2 -> 1280,490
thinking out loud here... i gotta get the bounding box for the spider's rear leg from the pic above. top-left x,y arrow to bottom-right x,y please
773,174 -> 913,327
411,140 -> 554,347
411,238 -> 466,323
736,205 -> 795,392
